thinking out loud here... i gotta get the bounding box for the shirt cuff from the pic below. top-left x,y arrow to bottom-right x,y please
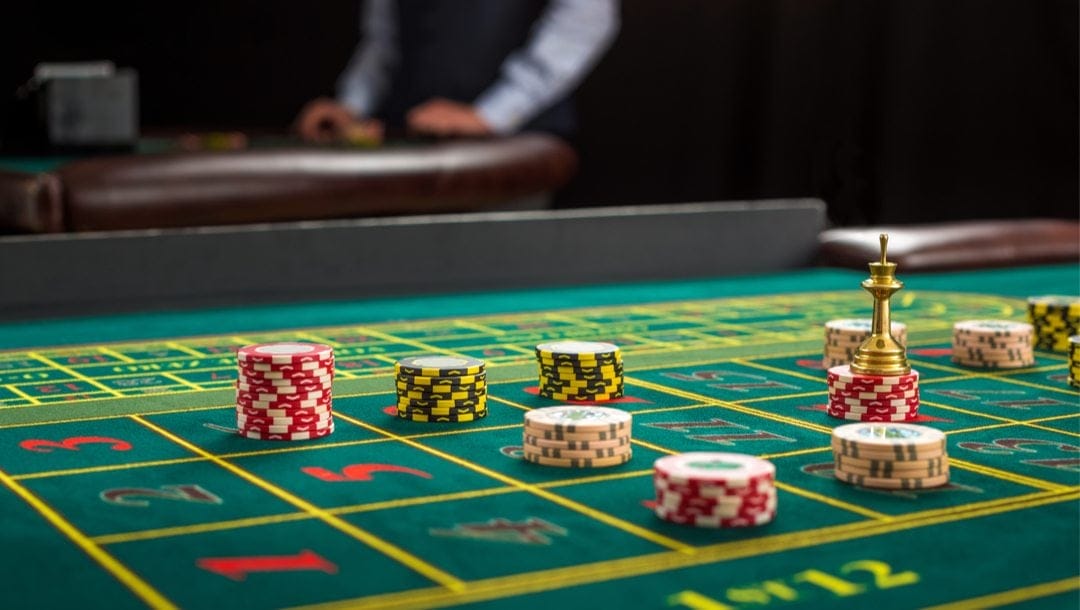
337,87 -> 373,118
474,84 -> 535,135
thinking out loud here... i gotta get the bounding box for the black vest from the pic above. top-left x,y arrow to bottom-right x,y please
379,0 -> 576,136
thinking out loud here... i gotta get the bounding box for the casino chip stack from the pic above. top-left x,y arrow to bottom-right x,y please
395,356 -> 487,422
826,365 -> 919,421
652,453 -> 777,528
236,343 -> 334,441
535,341 -> 624,401
522,406 -> 632,467
1027,296 -> 1080,353
823,319 -> 908,369
951,320 -> 1035,369
1069,336 -> 1080,388
832,423 -> 949,489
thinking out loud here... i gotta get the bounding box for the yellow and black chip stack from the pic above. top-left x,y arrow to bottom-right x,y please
1069,336 -> 1080,389
535,341 -> 624,401
1027,296 -> 1080,352
395,356 -> 487,422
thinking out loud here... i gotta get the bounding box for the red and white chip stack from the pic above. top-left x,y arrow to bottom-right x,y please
826,364 -> 919,422
235,343 -> 335,441
652,452 -> 777,528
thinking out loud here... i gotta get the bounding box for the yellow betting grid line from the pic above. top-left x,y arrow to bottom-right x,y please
0,468 -> 178,610
540,312 -> 605,329
13,400 -> 1077,487
630,306 -> 799,344
629,437 -> 678,455
734,358 -> 827,384
15,410 -> 891,547
674,328 -> 744,346
129,415 -> 466,592
0,290 -> 1073,605
620,332 -> 681,350
92,486 -> 521,546
0,292 -> 1051,413
624,347 -> 1064,386
771,481 -> 890,520
371,353 -> 404,366
740,390 -> 825,403
623,402 -> 718,417
97,346 -> 136,363
0,384 -> 224,411
918,398 -> 1046,426
488,380 -> 885,520
26,352 -> 125,398
158,372 -> 205,392
165,341 -> 208,358
920,576 -> 1080,610
9,418 -> 528,480
3,384 -> 41,405
908,358 -> 1079,396
5,326 -> 1067,411
617,366 -> 1077,441
293,331 -> 342,347
453,320 -> 508,335
0,289 -> 1023,358
627,377 -> 1070,493
759,446 -> 832,460
5,332 -> 1054,407
14,456 -> 209,481
356,328 -> 467,358
93,511 -> 314,546
629,377 -> 834,434
331,412 -> 697,554
486,394 -> 532,413
734,349 -> 1071,405
592,408 -> 890,521
489,344 -> 536,358
91,468 -> 665,547
949,413 -> 1079,436
0,401 -> 236,427
291,488 -> 1079,610
0,293 -> 955,362
946,458 -> 1070,492
920,399 -> 1080,438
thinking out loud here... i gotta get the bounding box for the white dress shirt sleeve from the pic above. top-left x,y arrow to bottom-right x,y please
474,0 -> 620,134
336,0 -> 398,117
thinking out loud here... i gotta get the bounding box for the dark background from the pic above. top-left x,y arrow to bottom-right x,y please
1,0 -> 1076,225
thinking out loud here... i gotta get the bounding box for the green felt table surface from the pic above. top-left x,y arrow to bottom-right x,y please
0,265 -> 1076,610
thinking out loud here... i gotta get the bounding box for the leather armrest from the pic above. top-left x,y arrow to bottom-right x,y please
57,133 -> 577,231
817,219 -> 1079,270
0,170 -> 64,233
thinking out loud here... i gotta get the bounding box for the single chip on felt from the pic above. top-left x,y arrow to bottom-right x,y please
237,343 -> 334,365
653,452 -> 775,487
396,356 -> 485,377
523,406 -> 631,433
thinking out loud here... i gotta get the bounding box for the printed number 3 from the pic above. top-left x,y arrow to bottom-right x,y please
19,436 -> 133,453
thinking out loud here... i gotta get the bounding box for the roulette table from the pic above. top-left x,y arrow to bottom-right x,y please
0,258 -> 1076,609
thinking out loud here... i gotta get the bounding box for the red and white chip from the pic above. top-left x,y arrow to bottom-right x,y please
237,343 -> 334,365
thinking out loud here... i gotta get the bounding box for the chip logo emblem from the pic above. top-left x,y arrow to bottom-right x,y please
411,356 -> 473,368
685,459 -> 743,471
429,518 -> 568,545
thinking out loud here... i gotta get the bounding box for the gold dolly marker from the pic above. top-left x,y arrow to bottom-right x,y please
849,234 -> 912,376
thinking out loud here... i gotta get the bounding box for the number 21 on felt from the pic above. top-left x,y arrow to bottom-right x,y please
667,559 -> 919,609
